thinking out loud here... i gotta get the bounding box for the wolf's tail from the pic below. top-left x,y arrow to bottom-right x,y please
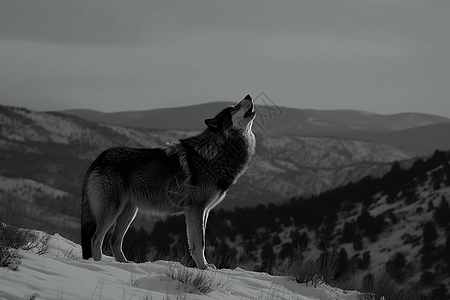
81,183 -> 96,260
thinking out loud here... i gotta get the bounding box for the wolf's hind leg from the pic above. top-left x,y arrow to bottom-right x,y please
91,199 -> 125,261
110,201 -> 138,263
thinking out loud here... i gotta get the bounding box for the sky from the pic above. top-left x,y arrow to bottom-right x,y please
0,0 -> 449,117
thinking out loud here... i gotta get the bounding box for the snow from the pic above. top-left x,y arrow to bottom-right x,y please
275,160 -> 300,171
305,117 -> 336,128
0,232 -> 359,300
256,160 -> 286,173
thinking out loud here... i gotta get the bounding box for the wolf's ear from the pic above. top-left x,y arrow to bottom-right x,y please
205,118 -> 221,132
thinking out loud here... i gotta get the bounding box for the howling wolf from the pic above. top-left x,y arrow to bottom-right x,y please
81,95 -> 256,269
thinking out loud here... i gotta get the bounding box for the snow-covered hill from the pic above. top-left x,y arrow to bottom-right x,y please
0,232 -> 359,300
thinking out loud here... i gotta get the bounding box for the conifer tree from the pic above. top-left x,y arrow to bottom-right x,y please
435,195 -> 450,227
421,221 -> 438,269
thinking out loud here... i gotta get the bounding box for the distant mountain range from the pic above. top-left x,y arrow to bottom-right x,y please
1,102 -> 449,237
0,104 -> 414,209
62,102 -> 450,155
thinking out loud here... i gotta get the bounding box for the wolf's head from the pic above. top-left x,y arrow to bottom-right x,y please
204,94 -> 256,135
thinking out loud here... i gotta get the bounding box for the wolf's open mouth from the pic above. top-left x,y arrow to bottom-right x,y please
244,104 -> 255,118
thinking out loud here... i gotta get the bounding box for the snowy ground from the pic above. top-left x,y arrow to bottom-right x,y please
0,232 -> 359,300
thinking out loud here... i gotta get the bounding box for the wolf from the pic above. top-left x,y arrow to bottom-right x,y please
81,95 -> 256,269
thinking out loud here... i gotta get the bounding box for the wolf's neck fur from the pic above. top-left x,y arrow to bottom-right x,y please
165,127 -> 255,178
187,128 -> 255,162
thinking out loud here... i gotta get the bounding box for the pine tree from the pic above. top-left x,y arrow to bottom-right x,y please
335,248 -> 349,280
428,199 -> 435,211
435,196 -> 450,227
279,242 -> 294,260
261,241 -> 275,262
353,233 -> 363,251
445,231 -> 450,274
341,222 -> 355,243
260,241 -> 275,273
356,210 -> 374,235
357,251 -> 371,270
386,252 -> 407,283
421,221 -> 438,269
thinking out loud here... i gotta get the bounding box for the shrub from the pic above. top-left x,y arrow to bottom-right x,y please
0,223 -> 51,254
164,262 -> 226,294
0,195 -> 51,255
357,269 -> 422,300
0,244 -> 22,271
287,248 -> 342,287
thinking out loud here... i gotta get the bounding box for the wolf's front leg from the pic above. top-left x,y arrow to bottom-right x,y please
185,208 -> 215,270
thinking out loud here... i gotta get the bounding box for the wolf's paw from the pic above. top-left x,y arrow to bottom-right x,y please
205,263 -> 217,270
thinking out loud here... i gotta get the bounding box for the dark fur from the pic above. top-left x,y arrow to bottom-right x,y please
81,96 -> 256,269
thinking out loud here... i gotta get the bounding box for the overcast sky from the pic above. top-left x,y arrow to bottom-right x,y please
0,0 -> 449,117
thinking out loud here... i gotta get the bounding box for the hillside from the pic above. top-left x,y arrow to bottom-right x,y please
138,150 -> 450,298
61,102 -> 450,155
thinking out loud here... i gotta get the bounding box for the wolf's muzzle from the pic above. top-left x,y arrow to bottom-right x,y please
243,95 -> 256,119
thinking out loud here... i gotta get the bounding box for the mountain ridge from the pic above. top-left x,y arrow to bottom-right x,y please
56,102 -> 450,156
59,102 -> 450,133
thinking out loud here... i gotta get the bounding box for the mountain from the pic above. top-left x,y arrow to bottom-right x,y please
61,102 -> 450,155
61,102 -> 450,133
359,123 -> 450,156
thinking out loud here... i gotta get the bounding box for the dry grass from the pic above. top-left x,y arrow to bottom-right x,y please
164,262 -> 227,294
0,194 -> 52,271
